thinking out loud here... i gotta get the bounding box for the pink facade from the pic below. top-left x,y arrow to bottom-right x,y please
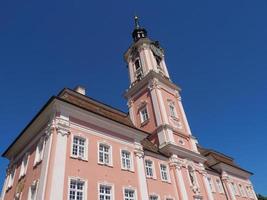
1,17 -> 257,200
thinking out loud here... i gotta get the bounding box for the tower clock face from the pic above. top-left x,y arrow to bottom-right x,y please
151,44 -> 164,58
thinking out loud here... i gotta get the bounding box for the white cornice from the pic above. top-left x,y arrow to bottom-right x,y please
124,71 -> 180,99
159,142 -> 207,163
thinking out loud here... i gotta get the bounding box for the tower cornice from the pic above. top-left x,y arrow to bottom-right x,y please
124,70 -> 181,99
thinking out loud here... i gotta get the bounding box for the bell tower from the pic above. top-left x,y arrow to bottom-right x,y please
125,17 -> 201,158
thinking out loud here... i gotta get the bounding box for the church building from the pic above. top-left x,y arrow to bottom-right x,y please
1,17 -> 258,200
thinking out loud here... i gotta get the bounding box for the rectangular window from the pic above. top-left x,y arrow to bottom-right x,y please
19,153 -> 29,178
72,136 -> 86,159
231,182 -> 239,195
239,184 -> 246,197
99,144 -> 111,165
140,107 -> 149,123
149,195 -> 158,200
69,179 -> 85,200
28,181 -> 38,200
160,164 -> 169,181
7,169 -> 15,189
207,177 -> 215,192
99,185 -> 112,200
145,160 -> 154,178
121,150 -> 132,170
215,179 -> 224,193
34,139 -> 45,166
124,188 -> 135,200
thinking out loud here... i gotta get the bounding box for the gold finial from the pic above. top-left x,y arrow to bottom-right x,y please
134,16 -> 140,29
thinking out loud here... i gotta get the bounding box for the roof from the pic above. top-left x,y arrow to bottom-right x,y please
58,88 -> 136,129
2,88 -> 149,158
198,146 -> 253,175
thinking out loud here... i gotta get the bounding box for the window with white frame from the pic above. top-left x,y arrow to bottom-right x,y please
19,153 -> 29,178
145,160 -> 154,178
99,143 -> 112,165
231,182 -> 239,195
207,176 -> 215,192
121,150 -> 132,171
246,186 -> 254,198
140,107 -> 149,123
99,184 -> 112,200
34,138 -> 45,166
160,164 -> 169,182
6,168 -> 15,189
69,178 -> 85,200
238,184 -> 246,197
149,195 -> 158,200
124,188 -> 135,200
27,180 -> 38,200
215,179 -> 224,193
72,136 -> 87,160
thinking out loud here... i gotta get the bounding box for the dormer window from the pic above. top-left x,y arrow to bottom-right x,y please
134,59 -> 143,80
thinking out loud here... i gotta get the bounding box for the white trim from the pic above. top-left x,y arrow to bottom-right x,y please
27,180 -> 39,200
215,178 -> 224,194
203,176 -> 214,200
68,177 -> 88,200
97,141 -> 113,167
134,145 -> 149,200
175,167 -> 188,200
49,114 -> 69,200
70,134 -> 88,161
33,137 -> 45,167
19,152 -> 29,179
139,106 -> 149,124
36,126 -> 54,200
123,186 -> 138,200
144,159 -> 157,179
98,181 -> 115,200
159,162 -> 171,183
120,148 -> 134,172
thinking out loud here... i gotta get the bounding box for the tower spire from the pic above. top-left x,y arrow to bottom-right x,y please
134,16 -> 140,29
132,16 -> 147,42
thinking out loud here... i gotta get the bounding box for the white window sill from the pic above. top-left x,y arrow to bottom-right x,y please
33,160 -> 42,168
121,168 -> 134,173
146,176 -> 157,180
141,119 -> 149,127
70,155 -> 88,162
98,162 -> 113,168
161,179 -> 171,184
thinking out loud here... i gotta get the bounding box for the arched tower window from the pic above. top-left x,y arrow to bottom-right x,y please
134,58 -> 143,81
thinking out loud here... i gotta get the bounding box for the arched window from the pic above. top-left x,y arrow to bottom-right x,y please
134,58 -> 143,80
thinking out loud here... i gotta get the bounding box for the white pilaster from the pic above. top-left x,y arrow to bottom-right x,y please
156,89 -> 169,124
49,113 -> 70,200
134,143 -> 149,200
36,120 -> 55,200
148,79 -> 163,126
221,172 -> 235,200
202,173 -> 214,200
170,155 -> 188,200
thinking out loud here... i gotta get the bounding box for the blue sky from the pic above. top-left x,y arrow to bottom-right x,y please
0,0 -> 266,195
